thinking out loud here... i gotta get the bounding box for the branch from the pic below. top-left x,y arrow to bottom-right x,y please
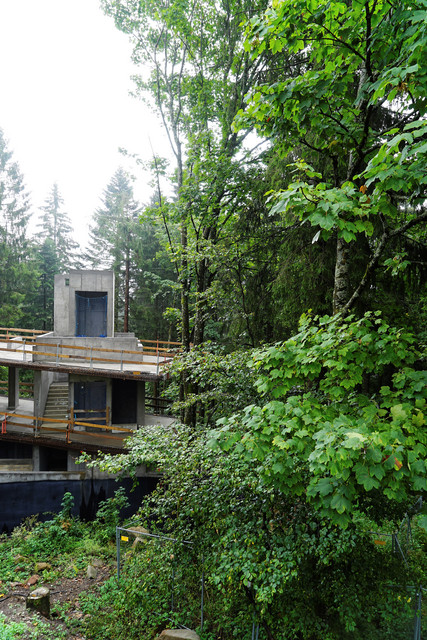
342,210 -> 427,314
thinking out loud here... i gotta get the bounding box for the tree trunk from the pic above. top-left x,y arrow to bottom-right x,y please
180,222 -> 191,351
26,587 -> 50,618
124,254 -> 130,332
333,236 -> 350,314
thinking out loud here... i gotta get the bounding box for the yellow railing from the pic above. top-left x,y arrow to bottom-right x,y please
0,327 -> 46,342
0,332 -> 181,374
0,409 -> 136,445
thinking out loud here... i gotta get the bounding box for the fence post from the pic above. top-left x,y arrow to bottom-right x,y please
116,528 -> 121,583
201,555 -> 204,632
23,339 -> 26,362
171,566 -> 175,613
413,588 -> 422,640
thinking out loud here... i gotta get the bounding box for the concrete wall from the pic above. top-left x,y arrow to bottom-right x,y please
33,334 -> 142,364
33,369 -> 57,419
54,270 -> 115,337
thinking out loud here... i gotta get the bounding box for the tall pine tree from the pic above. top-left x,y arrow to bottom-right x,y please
86,168 -> 142,332
0,128 -> 37,327
37,183 -> 80,271
32,183 -> 81,330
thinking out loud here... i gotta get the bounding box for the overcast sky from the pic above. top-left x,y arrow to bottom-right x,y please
0,0 -> 170,244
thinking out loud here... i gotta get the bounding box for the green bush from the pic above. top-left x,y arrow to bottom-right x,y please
93,487 -> 130,544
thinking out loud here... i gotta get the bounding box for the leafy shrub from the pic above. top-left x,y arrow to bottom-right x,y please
94,487 -> 130,544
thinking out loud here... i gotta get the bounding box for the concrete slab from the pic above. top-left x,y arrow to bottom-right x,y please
0,340 -> 172,380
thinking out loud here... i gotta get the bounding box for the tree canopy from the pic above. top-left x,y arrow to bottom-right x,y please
0,0 -> 425,635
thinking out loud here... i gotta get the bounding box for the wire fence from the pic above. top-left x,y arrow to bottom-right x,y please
116,526 -> 204,633
115,502 -> 425,640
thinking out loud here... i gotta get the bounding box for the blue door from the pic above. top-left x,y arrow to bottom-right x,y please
75,292 -> 107,337
74,381 -> 106,425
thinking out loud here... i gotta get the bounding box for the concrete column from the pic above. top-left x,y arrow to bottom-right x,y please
7,367 -> 19,410
33,370 -> 42,420
106,379 -> 112,426
33,446 -> 41,472
67,451 -> 85,472
136,381 -> 145,427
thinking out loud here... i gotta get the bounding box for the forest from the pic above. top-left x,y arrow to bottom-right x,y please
0,0 -> 426,637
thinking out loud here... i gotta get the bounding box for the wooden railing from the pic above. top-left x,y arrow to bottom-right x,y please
145,395 -> 172,413
0,327 -> 46,342
0,410 -> 136,445
0,381 -> 34,396
0,332 -> 181,374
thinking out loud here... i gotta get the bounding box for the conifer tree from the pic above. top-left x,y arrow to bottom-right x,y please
87,168 -> 142,332
0,128 -> 37,327
31,184 -> 81,330
37,183 -> 80,271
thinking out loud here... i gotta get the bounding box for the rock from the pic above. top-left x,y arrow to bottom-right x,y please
26,574 -> 40,586
26,586 -> 50,617
35,562 -> 51,572
129,525 -> 150,535
91,558 -> 103,568
86,565 -> 97,579
129,525 -> 150,549
156,630 -> 200,640
13,554 -> 28,563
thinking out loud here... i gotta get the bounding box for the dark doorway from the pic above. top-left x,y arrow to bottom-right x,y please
39,446 -> 67,472
75,291 -> 107,337
112,379 -> 137,424
74,381 -> 106,425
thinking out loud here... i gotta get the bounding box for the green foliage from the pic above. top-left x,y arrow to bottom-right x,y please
235,0 -> 427,314
0,613 -> 29,640
86,168 -> 177,338
88,416 -> 425,639
94,487 -> 130,543
4,493 -> 85,560
214,312 -> 426,528
37,183 -> 80,271
80,539 -> 204,639
164,343 -> 260,425
0,128 -> 38,327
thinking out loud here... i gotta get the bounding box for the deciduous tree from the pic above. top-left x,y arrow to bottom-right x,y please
237,0 -> 427,315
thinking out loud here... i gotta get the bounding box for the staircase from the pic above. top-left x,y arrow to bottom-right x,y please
42,382 -> 69,427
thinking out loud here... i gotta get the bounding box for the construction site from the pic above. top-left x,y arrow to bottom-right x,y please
0,270 -> 179,531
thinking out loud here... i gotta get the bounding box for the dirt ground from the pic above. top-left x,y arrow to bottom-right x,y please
0,561 -> 113,639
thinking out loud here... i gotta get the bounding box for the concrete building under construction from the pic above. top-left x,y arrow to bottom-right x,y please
0,270 -> 178,531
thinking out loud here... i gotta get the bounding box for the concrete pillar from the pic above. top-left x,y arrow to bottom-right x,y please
7,367 -> 19,410
33,446 -> 41,472
67,451 -> 85,472
106,379 -> 112,426
136,381 -> 145,427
